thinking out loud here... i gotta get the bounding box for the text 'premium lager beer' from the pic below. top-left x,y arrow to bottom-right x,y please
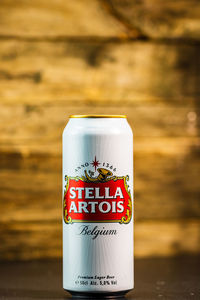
63,115 -> 134,297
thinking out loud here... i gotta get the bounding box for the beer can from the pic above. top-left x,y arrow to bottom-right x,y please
63,115 -> 134,297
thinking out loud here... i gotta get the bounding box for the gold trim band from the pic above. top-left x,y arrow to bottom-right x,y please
69,114 -> 127,119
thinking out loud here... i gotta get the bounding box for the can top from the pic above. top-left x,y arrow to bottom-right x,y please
69,114 -> 127,118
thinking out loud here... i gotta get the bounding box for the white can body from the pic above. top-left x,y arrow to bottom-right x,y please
62,116 -> 134,294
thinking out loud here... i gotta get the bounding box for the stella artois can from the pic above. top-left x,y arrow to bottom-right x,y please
63,115 -> 134,297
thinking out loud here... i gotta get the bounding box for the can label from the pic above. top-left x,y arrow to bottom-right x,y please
63,134 -> 133,292
63,168 -> 132,224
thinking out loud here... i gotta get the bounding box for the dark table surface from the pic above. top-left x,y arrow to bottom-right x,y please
0,256 -> 199,300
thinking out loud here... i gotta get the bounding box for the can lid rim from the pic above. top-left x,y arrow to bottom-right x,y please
69,115 -> 127,119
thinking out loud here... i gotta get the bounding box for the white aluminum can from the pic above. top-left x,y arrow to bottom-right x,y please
63,115 -> 134,297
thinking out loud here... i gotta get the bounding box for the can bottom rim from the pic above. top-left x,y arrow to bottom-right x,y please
65,289 -> 132,299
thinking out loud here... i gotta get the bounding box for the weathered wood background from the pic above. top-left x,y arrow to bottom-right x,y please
0,0 -> 200,260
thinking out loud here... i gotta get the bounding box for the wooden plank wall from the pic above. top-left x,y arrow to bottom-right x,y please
0,0 -> 200,260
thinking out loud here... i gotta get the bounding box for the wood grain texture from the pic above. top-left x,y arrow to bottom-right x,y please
0,0 -> 126,38
0,0 -> 200,40
0,1 -> 200,260
0,137 -> 199,223
0,41 -> 200,104
0,105 -> 199,150
107,0 -> 200,40
1,219 -> 200,260
135,220 -> 200,257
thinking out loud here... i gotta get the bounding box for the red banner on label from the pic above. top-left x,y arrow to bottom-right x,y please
63,175 -> 132,224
